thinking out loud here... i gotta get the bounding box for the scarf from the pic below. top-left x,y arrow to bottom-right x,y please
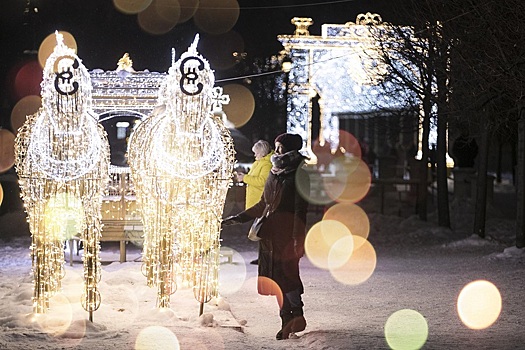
270,150 -> 304,175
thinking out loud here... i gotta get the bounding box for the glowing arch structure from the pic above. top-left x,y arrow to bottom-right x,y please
88,57 -> 168,247
278,13 -> 420,162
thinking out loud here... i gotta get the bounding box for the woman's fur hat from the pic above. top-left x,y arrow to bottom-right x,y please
274,133 -> 303,152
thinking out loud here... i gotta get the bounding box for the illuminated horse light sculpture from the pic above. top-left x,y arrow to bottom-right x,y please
128,35 -> 235,310
15,33 -> 110,321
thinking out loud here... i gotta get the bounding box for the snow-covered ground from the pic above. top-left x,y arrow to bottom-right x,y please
1,182 -> 524,349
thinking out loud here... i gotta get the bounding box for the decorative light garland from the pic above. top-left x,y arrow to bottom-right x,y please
14,32 -> 110,321
128,35 -> 235,309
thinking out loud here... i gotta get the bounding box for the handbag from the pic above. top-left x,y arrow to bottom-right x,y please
247,180 -> 284,242
247,212 -> 267,241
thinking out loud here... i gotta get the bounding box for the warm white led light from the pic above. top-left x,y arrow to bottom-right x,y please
128,35 -> 235,308
15,32 -> 110,318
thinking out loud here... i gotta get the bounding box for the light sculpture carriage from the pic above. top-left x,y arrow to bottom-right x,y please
14,31 -> 235,320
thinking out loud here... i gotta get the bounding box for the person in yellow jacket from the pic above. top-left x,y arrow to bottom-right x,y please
236,140 -> 274,209
236,140 -> 273,264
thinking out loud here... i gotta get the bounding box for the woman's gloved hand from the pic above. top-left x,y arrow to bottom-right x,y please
221,216 -> 241,226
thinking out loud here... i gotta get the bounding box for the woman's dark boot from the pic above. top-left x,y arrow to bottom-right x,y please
276,312 -> 293,340
290,307 -> 306,333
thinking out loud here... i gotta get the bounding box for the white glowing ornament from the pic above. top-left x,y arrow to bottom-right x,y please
128,35 -> 235,309
14,32 -> 110,320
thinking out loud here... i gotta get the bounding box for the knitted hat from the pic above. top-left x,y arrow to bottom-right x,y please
274,133 -> 303,152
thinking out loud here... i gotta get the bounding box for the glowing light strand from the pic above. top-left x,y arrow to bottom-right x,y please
15,32 -> 110,318
128,35 -> 235,309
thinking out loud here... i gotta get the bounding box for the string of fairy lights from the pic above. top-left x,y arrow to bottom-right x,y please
14,33 -> 110,320
128,35 -> 235,309
14,33 -> 235,318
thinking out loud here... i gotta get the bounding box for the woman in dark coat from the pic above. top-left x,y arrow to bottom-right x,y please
223,133 -> 309,340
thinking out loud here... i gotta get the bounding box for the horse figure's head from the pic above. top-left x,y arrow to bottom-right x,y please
28,32 -> 105,181
41,32 -> 93,134
151,35 -> 225,178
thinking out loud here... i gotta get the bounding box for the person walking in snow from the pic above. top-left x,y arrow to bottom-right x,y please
223,133 -> 309,340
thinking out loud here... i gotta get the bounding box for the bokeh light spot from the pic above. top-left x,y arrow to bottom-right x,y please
221,84 -> 254,127
10,95 -> 41,134
305,220 -> 353,270
135,326 -> 180,350
35,293 -> 74,337
154,0 -> 181,24
0,129 -> 16,173
10,60 -> 43,101
38,31 -> 77,68
457,279 -> 502,329
384,309 -> 428,350
324,202 -> 370,242
338,130 -> 362,158
313,130 -> 362,171
296,163 -> 335,205
44,193 -> 86,241
257,277 -> 283,308
323,157 -> 371,203
137,0 -> 179,35
0,183 -> 3,206
330,236 -> 376,285
178,0 -> 199,23
193,0 -> 240,34
218,247 -> 247,295
327,235 -> 354,269
113,0 -> 153,14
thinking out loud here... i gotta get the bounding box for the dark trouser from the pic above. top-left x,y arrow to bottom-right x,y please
277,288 -> 306,339
280,288 -> 303,317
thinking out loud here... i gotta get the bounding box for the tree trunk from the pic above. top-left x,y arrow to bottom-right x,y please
418,96 -> 431,221
496,135 -> 502,183
473,112 -> 489,238
436,114 -> 450,227
516,104 -> 525,248
436,53 -> 451,228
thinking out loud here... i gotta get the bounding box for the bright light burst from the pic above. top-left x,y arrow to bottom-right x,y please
15,32 -> 110,318
384,309 -> 428,350
304,220 -> 353,270
135,326 -> 180,350
457,279 -> 502,330
128,35 -> 235,309
44,193 -> 86,241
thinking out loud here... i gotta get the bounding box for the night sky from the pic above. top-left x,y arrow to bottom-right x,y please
0,0 -> 395,87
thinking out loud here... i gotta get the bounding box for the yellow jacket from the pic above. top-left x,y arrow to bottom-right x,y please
244,151 -> 274,209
